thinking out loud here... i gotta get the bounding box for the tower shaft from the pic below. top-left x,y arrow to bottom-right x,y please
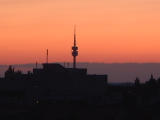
73,56 -> 76,68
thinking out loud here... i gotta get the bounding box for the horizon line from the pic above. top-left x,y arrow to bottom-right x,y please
1,62 -> 160,66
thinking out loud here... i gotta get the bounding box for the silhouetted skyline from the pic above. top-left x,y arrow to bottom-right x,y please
0,61 -> 160,120
1,0 -> 160,119
0,63 -> 160,83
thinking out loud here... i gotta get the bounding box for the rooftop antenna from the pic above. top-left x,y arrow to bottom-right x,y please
72,25 -> 78,69
46,49 -> 48,64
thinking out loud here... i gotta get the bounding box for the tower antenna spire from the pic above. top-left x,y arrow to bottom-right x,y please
74,25 -> 76,46
72,25 -> 78,69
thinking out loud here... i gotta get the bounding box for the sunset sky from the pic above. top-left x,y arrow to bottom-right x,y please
0,0 -> 160,64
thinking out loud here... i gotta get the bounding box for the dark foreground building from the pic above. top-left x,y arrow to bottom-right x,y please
1,65 -> 160,120
32,63 -> 108,105
0,63 -> 109,120
0,64 -> 108,106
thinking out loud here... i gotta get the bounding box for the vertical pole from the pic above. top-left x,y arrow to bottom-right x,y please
46,49 -> 48,64
73,57 -> 76,69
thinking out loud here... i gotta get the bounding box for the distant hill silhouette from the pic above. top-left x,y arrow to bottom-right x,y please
0,63 -> 160,83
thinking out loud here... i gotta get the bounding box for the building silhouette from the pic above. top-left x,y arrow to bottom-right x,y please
0,28 -> 108,106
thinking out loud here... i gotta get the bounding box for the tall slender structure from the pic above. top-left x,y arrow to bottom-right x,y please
72,26 -> 78,69
46,49 -> 48,64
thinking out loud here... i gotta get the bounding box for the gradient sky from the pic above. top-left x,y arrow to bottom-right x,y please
0,0 -> 160,64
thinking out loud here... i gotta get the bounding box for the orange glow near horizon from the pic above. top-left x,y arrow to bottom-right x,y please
0,0 -> 160,64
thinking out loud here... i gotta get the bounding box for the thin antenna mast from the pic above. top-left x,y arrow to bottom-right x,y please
46,49 -> 48,64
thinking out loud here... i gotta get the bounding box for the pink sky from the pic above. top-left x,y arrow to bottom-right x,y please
0,0 -> 160,64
